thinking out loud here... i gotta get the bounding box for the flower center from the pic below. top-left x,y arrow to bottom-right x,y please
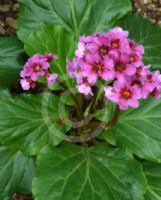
93,63 -> 104,73
34,64 -> 41,72
120,88 -> 132,99
111,39 -> 120,49
76,66 -> 81,74
82,77 -> 89,85
146,74 -> 152,83
114,62 -> 126,72
83,50 -> 89,55
99,46 -> 108,54
133,80 -> 142,87
135,67 -> 142,77
26,77 -> 32,83
151,88 -> 159,98
129,41 -> 136,49
26,77 -> 36,88
129,54 -> 138,63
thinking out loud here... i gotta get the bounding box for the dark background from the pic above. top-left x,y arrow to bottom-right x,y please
0,0 -> 160,37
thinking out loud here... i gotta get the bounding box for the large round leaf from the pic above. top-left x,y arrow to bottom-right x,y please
0,146 -> 35,200
143,161 -> 161,200
33,142 -> 146,200
105,97 -> 161,162
17,0 -> 132,41
0,37 -> 24,90
117,14 -> 161,70
0,93 -> 70,155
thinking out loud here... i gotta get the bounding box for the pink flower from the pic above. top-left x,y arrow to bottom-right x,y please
134,65 -> 150,78
131,69 -> 161,99
44,53 -> 57,62
104,80 -> 141,110
151,88 -> 161,99
20,53 -> 59,90
82,54 -> 114,83
75,42 -> 86,58
129,39 -> 144,55
20,79 -> 30,90
21,54 -> 50,81
66,27 -> 161,103
76,76 -> 93,96
45,73 -> 58,85
111,54 -> 136,80
66,58 -> 75,78
145,70 -> 161,92
20,78 -> 36,90
86,34 -> 109,56
129,52 -> 142,68
106,27 -> 130,54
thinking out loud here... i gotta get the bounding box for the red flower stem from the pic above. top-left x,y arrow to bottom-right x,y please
105,105 -> 120,128
89,87 -> 99,114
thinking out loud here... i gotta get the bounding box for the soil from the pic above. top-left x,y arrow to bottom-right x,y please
0,0 -> 160,199
132,0 -> 161,25
0,0 -> 161,37
0,0 -> 19,36
12,194 -> 33,200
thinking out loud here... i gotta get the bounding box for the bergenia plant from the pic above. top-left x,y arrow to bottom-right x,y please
1,0 -> 161,200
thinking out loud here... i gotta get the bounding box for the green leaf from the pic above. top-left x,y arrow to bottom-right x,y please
94,108 -> 110,122
117,13 -> 161,70
0,93 -> 69,155
0,146 -> 35,200
24,25 -> 76,87
105,97 -> 161,162
0,37 -> 24,90
143,161 -> 161,200
33,143 -> 146,200
0,90 -> 11,98
60,92 -> 75,106
17,0 -> 132,41
94,102 -> 116,122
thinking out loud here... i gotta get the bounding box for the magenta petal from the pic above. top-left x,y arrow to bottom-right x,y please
101,71 -> 114,81
103,56 -> 114,69
77,84 -> 93,96
136,44 -> 144,54
128,99 -> 139,108
104,86 -> 113,99
82,62 -> 92,74
86,54 -> 100,64
86,43 -> 98,53
37,71 -> 45,76
42,62 -> 50,69
20,69 -> 26,78
119,99 -> 128,110
31,73 -> 38,81
20,79 -> 30,90
125,65 -> 136,76
47,74 -> 58,85
87,73 -> 97,84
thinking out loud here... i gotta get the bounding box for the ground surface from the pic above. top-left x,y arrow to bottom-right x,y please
0,0 -> 19,36
132,0 -> 161,25
0,0 -> 161,36
12,194 -> 33,200
0,0 -> 160,199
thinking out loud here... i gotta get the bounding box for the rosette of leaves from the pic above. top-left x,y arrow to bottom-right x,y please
0,0 -> 161,199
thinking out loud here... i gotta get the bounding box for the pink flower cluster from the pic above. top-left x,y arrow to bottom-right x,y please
20,53 -> 58,90
67,27 -> 161,110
